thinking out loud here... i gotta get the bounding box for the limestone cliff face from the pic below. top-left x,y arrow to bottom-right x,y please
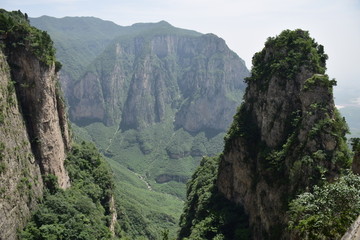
69,23 -> 248,134
6,45 -> 71,189
0,50 -> 44,240
217,30 -> 351,239
173,34 -> 247,134
0,10 -> 71,239
0,48 -> 71,239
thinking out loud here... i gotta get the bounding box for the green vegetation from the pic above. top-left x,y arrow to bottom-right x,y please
352,138 -> 360,153
30,16 -> 120,81
225,30 -> 351,187
82,120 -> 224,199
77,120 -> 225,239
286,108 -> 351,191
0,141 -> 4,161
179,156 -> 249,240
224,104 -> 258,153
0,108 -> 4,124
21,141 -> 116,240
6,80 -> 15,105
303,74 -> 336,92
28,16 -> 247,239
109,158 -> 183,240
0,162 -> 5,174
288,172 -> 360,239
0,9 -> 58,66
0,141 -> 7,174
68,116 -> 228,239
30,17 -> 200,82
245,29 -> 328,90
165,129 -> 193,158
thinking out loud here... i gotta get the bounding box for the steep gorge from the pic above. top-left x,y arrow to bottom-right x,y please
30,17 -> 250,238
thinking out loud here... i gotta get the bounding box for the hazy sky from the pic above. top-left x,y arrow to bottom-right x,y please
2,0 -> 360,104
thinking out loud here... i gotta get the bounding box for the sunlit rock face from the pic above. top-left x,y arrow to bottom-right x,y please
69,25 -> 249,136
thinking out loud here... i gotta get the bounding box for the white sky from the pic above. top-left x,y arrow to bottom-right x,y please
2,0 -> 360,104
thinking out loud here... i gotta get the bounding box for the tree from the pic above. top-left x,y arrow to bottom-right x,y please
288,172 -> 360,239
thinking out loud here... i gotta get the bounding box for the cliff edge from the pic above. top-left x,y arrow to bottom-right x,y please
0,9 -> 70,240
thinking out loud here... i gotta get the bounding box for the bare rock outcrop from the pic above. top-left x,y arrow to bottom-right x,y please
68,25 -> 249,135
0,50 -> 44,240
7,45 -> 71,189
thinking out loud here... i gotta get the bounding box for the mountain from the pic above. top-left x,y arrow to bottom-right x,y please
29,16 -> 128,101
31,16 -> 249,238
71,30 -> 247,134
179,29 -> 360,239
31,16 -> 248,135
0,9 -> 117,240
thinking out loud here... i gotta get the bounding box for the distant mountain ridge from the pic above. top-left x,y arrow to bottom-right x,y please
31,16 -> 248,135
72,31 -> 247,135
30,17 -> 200,82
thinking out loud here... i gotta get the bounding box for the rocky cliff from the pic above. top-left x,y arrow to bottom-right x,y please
216,29 -> 352,239
6,44 -> 71,189
29,16 -> 130,101
342,215 -> 360,240
0,9 -> 70,239
68,22 -> 248,134
0,49 -> 44,240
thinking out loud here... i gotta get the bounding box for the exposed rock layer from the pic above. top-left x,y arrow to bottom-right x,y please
0,48 -> 71,239
7,49 -> 71,189
68,25 -> 249,134
0,51 -> 44,240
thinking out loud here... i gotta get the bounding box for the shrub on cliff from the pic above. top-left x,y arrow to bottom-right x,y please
288,172 -> 360,239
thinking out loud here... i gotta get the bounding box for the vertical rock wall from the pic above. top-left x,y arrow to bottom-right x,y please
7,48 -> 71,189
0,36 -> 71,240
0,51 -> 43,240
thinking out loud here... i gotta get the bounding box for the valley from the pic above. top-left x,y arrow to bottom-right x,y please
30,16 -> 249,238
30,15 -> 360,240
0,9 -> 358,239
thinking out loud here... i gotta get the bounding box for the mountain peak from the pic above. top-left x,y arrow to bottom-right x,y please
157,20 -> 172,26
218,29 -> 350,239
